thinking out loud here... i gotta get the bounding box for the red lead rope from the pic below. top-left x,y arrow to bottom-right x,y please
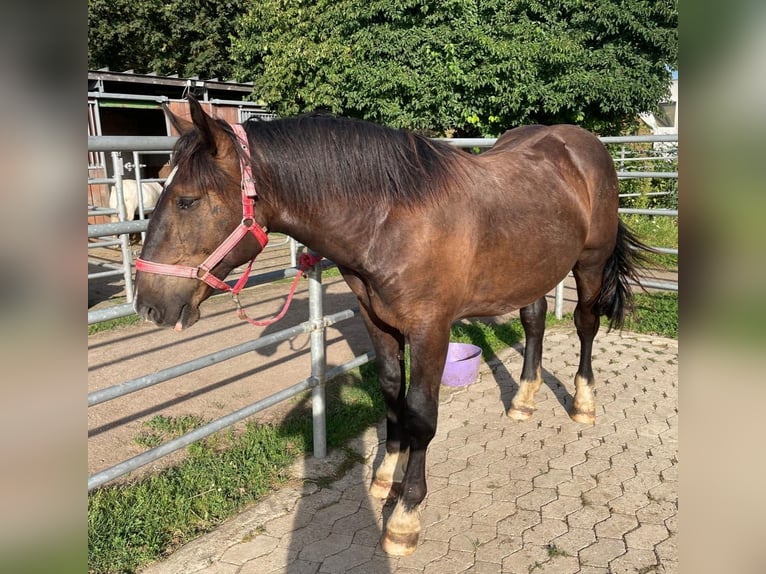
234,252 -> 324,326
136,122 -> 323,327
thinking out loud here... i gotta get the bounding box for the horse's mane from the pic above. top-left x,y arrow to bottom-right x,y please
243,114 -> 470,214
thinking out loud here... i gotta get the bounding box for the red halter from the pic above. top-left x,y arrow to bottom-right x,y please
135,124 -> 321,326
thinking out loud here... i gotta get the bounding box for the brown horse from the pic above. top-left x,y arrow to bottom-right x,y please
134,96 -> 647,555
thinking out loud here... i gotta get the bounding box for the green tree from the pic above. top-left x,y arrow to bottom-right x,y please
88,0 -> 244,80
231,0 -> 677,135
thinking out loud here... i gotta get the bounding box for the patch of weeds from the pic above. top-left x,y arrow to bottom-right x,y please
241,525 -> 266,543
546,543 -> 570,558
134,433 -> 162,449
528,561 -> 544,573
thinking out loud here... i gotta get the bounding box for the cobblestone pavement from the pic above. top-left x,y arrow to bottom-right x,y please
141,327 -> 678,574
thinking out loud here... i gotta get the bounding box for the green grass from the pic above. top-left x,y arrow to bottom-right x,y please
88,314 -> 140,335
621,291 -> 678,339
621,213 -> 678,270
88,293 -> 676,573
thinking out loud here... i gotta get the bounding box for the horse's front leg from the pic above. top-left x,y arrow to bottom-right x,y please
381,326 -> 450,556
357,307 -> 409,500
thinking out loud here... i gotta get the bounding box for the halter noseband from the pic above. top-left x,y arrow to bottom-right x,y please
135,124 -> 270,294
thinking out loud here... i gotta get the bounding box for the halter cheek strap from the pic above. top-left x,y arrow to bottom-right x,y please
135,123 -> 322,326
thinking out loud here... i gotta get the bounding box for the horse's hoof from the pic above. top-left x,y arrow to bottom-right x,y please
507,405 -> 534,421
569,410 -> 596,425
369,479 -> 401,500
381,529 -> 419,556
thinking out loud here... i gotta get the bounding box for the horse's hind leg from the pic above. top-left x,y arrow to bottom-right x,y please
358,307 -> 409,500
508,297 -> 548,420
570,254 -> 607,425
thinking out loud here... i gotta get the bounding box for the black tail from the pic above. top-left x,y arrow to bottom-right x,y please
595,220 -> 653,331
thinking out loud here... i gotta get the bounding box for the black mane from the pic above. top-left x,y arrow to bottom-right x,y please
243,115 -> 469,214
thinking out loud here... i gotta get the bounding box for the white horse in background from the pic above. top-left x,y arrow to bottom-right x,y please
109,180 -> 163,222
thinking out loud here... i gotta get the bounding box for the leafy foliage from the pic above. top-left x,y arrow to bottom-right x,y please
231,0 -> 677,134
88,0 -> 245,79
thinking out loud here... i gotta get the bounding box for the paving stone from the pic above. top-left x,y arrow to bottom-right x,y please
219,535 -> 279,564
608,491 -> 651,515
469,472 -> 512,494
351,523 -> 384,547
493,479 -> 534,502
472,499 -> 517,527
317,543 -> 375,573
448,463 -> 490,486
330,508 -> 379,535
423,514 -> 473,543
521,518 -> 569,545
474,535 -> 523,563
556,474 -> 597,498
532,468 -> 573,488
465,560 -> 509,574
515,487 -> 558,512
621,472 -> 663,494
566,505 -> 611,530
578,538 -> 626,567
343,555 -> 395,574
501,544 -> 550,574
298,532 -> 353,562
447,523 -> 499,552
422,550 -> 475,574
425,483 -> 470,507
541,494 -> 582,520
594,513 -> 639,540
466,448 -> 507,468
623,523 -> 669,550
655,533 -> 677,562
238,546 -> 296,574
312,500 -> 361,527
572,456 -> 611,479
548,450 -> 587,471
429,457 -> 469,479
449,492 -> 493,516
581,483 -> 624,506
396,539 -> 449,570
551,527 -> 597,556
608,547 -> 660,574
635,500 -> 678,524
533,555 -> 581,574
193,563 -> 240,574
496,509 -> 542,535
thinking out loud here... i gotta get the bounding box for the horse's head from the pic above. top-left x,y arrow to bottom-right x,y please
134,97 -> 270,330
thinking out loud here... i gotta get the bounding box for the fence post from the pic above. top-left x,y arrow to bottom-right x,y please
308,255 -> 327,458
554,280 -> 564,320
110,152 -> 135,303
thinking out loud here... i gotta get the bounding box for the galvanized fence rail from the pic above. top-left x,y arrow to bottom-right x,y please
87,133 -> 677,490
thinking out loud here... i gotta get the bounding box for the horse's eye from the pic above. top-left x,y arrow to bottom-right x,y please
176,197 -> 198,210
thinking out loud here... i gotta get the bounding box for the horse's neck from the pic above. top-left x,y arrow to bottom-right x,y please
269,199 -> 377,270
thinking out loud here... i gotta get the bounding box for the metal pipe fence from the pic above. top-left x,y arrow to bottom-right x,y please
87,132 -> 677,490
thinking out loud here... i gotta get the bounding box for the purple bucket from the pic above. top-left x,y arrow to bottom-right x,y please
441,342 -> 483,387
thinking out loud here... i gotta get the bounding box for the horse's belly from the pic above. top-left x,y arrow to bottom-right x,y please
457,249 -> 577,318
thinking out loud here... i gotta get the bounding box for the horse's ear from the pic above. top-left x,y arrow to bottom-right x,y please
162,103 -> 194,135
187,95 -> 223,157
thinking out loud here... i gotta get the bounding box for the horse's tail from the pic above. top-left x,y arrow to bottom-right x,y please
595,219 -> 653,331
